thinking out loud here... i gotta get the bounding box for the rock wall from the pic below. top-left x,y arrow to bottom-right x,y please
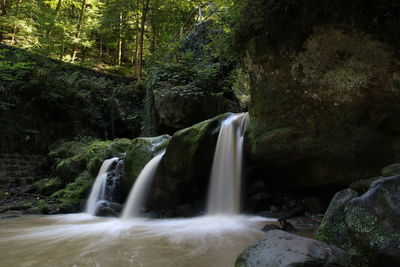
0,154 -> 46,187
238,0 -> 400,189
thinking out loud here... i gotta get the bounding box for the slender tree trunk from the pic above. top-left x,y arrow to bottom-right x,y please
117,11 -> 123,66
98,35 -> 103,63
0,0 -> 9,41
59,29 -> 65,59
71,0 -> 87,62
133,0 -> 140,67
10,0 -> 22,45
135,0 -> 150,81
46,0 -> 62,37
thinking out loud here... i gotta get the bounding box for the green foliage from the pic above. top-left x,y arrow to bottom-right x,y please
0,44 -> 144,153
51,171 -> 93,209
32,138 -> 133,212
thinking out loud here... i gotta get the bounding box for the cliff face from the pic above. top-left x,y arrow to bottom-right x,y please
238,0 -> 400,187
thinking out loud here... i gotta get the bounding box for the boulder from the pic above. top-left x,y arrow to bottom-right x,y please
148,113 -> 231,215
95,201 -> 122,217
239,1 -> 400,188
316,189 -> 359,250
236,230 -> 350,267
154,86 -> 239,133
317,174 -> 400,266
122,135 -> 171,197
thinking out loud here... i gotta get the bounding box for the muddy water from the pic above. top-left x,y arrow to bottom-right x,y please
0,214 -> 274,267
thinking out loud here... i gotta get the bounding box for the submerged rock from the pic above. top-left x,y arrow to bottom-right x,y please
236,230 -> 350,267
95,201 -> 122,217
317,174 -> 400,266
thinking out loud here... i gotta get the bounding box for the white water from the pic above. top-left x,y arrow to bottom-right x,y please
0,214 -> 275,267
207,112 -> 250,215
85,157 -> 118,215
121,152 -> 165,219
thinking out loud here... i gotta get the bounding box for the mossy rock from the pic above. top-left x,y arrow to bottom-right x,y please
84,139 -> 132,177
316,189 -> 359,250
317,175 -> 400,266
123,135 -> 171,197
148,113 -> 231,214
47,138 -> 133,213
381,163 -> 400,177
50,171 -> 93,211
51,138 -> 132,181
243,25 -> 399,188
33,177 -> 64,196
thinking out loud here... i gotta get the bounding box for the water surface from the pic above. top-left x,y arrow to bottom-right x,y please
0,214 -> 273,267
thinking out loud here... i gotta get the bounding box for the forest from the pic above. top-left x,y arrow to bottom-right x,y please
1,1 -> 400,267
0,0 -> 242,78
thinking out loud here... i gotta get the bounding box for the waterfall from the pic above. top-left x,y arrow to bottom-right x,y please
85,157 -> 119,215
121,152 -> 165,219
207,112 -> 250,215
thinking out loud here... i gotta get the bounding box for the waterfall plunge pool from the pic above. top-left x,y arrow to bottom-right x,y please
0,213 -> 275,267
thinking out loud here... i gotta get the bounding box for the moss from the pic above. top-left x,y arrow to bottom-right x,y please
14,200 -> 35,210
32,177 -> 64,196
381,163 -> 400,177
123,135 -> 171,195
0,190 -> 5,202
45,138 -> 133,212
234,258 -> 245,267
85,138 -> 132,177
316,189 -> 358,250
51,171 -> 92,210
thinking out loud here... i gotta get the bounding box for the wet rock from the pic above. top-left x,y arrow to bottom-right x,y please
316,189 -> 359,250
262,224 -> 281,232
247,180 -> 266,195
269,205 -> 278,213
236,230 -> 350,267
123,135 -> 171,197
95,201 -> 120,217
149,113 -> 232,214
317,175 -> 400,266
247,192 -> 271,212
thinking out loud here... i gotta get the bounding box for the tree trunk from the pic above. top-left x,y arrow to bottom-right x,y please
10,0 -> 22,45
71,0 -> 87,62
117,11 -> 123,65
98,35 -> 103,63
134,0 -> 150,81
59,29 -> 65,60
46,0 -> 62,37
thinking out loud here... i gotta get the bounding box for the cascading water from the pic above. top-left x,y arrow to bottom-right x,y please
85,157 -> 119,215
121,152 -> 165,219
207,112 -> 250,215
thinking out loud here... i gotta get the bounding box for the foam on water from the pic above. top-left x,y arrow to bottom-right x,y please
0,214 -> 276,267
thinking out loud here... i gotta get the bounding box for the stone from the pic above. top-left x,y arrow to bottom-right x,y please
236,230 -> 350,267
95,201 -> 121,217
247,192 -> 271,212
123,135 -> 171,198
262,224 -> 281,232
381,163 -> 400,177
317,176 -> 400,266
316,189 -> 359,250
148,113 -> 231,214
240,1 -> 400,189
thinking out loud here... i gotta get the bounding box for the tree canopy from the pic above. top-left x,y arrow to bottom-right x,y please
0,0 -> 242,78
